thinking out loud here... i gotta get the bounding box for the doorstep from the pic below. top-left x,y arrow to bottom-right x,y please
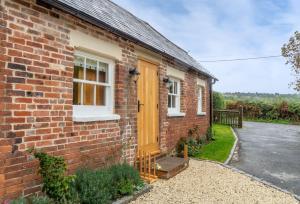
156,156 -> 189,179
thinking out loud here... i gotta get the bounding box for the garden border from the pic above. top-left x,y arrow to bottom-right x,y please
224,127 -> 239,165
113,184 -> 153,204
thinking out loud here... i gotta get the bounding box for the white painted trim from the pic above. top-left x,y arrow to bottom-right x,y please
73,51 -> 116,118
70,30 -> 122,60
167,66 -> 185,80
197,112 -> 206,116
167,112 -> 186,117
197,78 -> 206,87
73,114 -> 120,122
167,77 -> 181,114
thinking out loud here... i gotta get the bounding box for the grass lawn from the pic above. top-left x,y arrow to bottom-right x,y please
244,118 -> 300,125
195,124 -> 235,163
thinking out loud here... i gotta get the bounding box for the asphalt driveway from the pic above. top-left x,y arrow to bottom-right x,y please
230,121 -> 300,197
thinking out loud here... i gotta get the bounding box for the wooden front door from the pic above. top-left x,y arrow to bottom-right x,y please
137,59 -> 159,154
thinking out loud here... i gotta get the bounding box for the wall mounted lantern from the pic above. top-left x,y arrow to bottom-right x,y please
129,67 -> 140,83
163,76 -> 172,87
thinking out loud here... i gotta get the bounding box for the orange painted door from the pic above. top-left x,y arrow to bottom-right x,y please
137,60 -> 159,153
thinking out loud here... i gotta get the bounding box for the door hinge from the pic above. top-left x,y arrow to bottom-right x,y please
157,104 -> 159,109
157,71 -> 159,76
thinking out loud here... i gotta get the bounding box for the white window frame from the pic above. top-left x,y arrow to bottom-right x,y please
167,77 -> 185,117
197,85 -> 206,115
72,50 -> 120,122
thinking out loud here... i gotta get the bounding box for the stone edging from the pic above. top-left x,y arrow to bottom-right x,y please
191,158 -> 300,202
112,184 -> 153,204
224,127 -> 239,165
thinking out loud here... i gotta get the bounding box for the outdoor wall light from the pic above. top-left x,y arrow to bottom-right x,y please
163,76 -> 173,88
129,67 -> 140,83
163,76 -> 171,83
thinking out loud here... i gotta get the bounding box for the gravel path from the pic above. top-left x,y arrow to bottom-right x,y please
131,159 -> 299,204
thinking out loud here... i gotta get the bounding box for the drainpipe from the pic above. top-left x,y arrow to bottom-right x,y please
209,78 -> 217,127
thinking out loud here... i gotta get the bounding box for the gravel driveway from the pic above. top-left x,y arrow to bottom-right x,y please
131,159 -> 298,204
231,122 -> 300,197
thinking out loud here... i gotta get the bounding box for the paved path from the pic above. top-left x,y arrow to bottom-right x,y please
231,121 -> 300,197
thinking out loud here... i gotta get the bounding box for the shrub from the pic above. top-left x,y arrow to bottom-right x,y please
213,92 -> 225,110
11,196 -> 53,204
176,137 -> 201,157
226,100 -> 300,122
72,168 -> 112,204
72,163 -> 144,203
31,151 -> 75,202
109,163 -> 143,199
206,126 -> 214,141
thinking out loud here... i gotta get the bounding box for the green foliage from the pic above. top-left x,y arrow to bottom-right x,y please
32,151 -> 75,202
176,137 -> 202,157
72,163 -> 143,204
213,92 -> 225,110
196,125 -> 235,162
11,196 -> 53,204
72,168 -> 112,204
206,126 -> 214,141
282,31 -> 300,91
226,100 -> 300,122
109,163 -> 143,199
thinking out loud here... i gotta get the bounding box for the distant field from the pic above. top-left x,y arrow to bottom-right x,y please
223,92 -> 300,103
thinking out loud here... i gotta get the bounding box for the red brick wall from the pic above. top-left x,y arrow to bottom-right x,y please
0,0 -> 211,201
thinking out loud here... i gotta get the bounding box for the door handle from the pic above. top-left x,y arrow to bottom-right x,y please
138,100 -> 144,112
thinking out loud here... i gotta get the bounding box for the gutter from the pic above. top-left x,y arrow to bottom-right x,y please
37,0 -> 217,80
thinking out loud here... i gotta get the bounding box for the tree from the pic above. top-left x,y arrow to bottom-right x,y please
213,92 -> 225,110
281,31 -> 300,91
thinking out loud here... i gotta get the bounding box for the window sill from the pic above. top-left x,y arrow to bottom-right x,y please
197,112 -> 206,116
167,112 -> 186,117
73,114 -> 120,122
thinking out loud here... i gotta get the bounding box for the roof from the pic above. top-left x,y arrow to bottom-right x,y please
39,0 -> 215,79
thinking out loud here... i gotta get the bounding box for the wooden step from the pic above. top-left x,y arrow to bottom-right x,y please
156,156 -> 189,179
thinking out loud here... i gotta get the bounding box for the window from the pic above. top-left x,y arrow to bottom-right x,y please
168,78 -> 181,114
73,51 -> 119,121
197,86 -> 206,115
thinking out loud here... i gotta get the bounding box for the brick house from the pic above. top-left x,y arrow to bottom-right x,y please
0,0 -> 216,200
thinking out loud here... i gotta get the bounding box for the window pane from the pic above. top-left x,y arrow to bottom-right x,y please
96,85 -> 106,105
172,95 -> 176,108
174,81 -> 177,94
169,82 -> 173,94
99,62 -> 108,83
83,84 -> 94,105
168,95 -> 172,108
73,82 -> 81,105
74,55 -> 84,79
86,58 -> 97,81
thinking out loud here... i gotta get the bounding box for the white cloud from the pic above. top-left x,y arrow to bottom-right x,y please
113,0 -> 300,93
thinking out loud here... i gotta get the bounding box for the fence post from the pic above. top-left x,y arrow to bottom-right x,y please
238,106 -> 243,128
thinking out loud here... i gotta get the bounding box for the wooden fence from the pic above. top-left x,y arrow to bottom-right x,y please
213,107 -> 243,128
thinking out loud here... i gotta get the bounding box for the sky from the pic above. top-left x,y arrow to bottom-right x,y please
112,0 -> 300,94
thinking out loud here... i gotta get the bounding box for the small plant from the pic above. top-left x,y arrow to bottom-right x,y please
72,163 -> 143,203
72,168 -> 112,204
109,163 -> 143,199
29,149 -> 75,203
188,125 -> 201,139
206,126 -> 215,141
10,196 -> 53,204
176,137 -> 202,157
